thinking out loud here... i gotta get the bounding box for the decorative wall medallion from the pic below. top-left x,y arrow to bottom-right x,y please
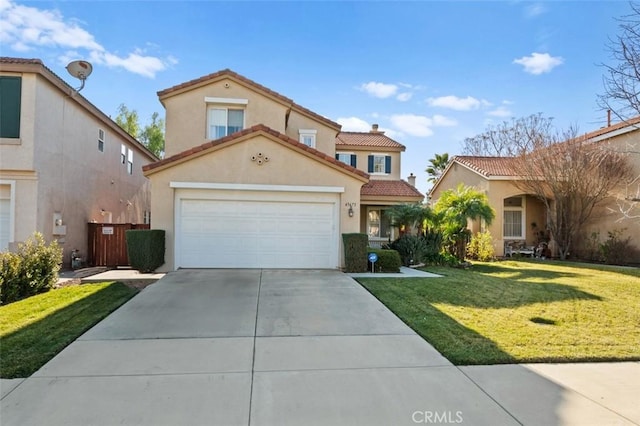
250,152 -> 270,165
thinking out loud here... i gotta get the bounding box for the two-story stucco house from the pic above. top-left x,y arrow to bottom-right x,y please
0,57 -> 157,265
429,117 -> 640,261
143,69 -> 422,271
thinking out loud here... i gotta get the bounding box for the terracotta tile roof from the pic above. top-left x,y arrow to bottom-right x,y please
0,57 -> 43,65
453,156 -> 520,177
143,124 -> 369,179
361,180 -> 423,199
580,115 -> 640,141
157,69 -> 341,130
336,132 -> 405,149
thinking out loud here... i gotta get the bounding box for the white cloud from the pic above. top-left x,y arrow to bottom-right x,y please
0,0 -> 173,78
360,81 -> 398,99
396,92 -> 413,102
426,95 -> 486,111
487,106 -> 513,117
390,114 -> 434,137
513,52 -> 563,75
432,114 -> 457,127
525,3 -> 546,18
337,116 -> 371,132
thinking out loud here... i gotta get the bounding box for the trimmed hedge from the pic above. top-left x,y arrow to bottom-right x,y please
125,229 -> 165,272
342,233 -> 368,272
0,232 -> 63,305
367,248 -> 401,273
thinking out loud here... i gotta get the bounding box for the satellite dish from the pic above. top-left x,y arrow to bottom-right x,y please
66,60 -> 93,92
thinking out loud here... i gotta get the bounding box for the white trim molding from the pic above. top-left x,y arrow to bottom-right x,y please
0,179 -> 16,246
204,97 -> 249,105
170,182 -> 345,193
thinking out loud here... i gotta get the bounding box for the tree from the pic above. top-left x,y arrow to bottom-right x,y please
433,183 -> 495,261
509,128 -> 633,260
115,104 -> 140,139
385,203 -> 430,236
461,113 -> 553,156
114,104 -> 165,158
599,1 -> 640,121
140,112 -> 165,158
425,152 -> 450,183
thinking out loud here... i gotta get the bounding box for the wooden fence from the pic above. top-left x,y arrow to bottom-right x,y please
87,223 -> 150,267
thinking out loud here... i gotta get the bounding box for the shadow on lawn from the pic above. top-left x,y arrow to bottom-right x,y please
0,282 -> 137,378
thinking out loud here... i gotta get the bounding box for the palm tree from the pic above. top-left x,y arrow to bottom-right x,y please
426,152 -> 450,183
385,203 -> 429,236
434,183 -> 495,261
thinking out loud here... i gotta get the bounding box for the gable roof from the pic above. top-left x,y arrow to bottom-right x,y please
142,124 -> 369,180
157,68 -> 341,131
336,132 -> 406,150
453,156 -> 519,177
0,57 -> 158,161
361,180 -> 423,199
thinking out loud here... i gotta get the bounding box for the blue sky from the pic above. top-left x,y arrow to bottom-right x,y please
0,0 -> 632,196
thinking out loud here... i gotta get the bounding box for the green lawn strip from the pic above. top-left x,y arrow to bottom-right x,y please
358,260 -> 640,365
0,282 -> 138,378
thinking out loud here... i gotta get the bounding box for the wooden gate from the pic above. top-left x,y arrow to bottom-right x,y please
87,223 -> 150,267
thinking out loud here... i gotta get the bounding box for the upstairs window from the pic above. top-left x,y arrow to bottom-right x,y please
299,129 -> 317,148
121,144 -> 126,164
336,153 -> 357,167
98,129 -> 105,152
207,108 -> 244,139
127,148 -> 133,174
368,154 -> 391,174
0,77 -> 21,139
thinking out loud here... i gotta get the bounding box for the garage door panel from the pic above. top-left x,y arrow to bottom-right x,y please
177,197 -> 338,269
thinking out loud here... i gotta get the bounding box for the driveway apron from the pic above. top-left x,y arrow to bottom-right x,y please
1,269 -> 519,425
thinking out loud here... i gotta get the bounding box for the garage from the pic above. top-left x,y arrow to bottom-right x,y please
174,186 -> 340,269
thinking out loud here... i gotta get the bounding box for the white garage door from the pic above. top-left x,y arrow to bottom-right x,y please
176,193 -> 339,269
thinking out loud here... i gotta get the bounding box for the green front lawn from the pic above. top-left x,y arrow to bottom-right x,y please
0,282 -> 138,378
358,260 -> 640,365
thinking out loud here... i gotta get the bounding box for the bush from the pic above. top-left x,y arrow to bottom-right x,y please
125,229 -> 165,272
367,248 -> 401,273
466,231 -> 495,261
342,233 -> 368,272
599,229 -> 638,266
387,235 -> 426,267
0,232 -> 63,305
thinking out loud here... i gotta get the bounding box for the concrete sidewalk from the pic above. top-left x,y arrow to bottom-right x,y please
1,269 -> 638,425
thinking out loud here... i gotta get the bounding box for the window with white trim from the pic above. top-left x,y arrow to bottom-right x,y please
367,208 -> 392,239
207,107 -> 244,139
98,129 -> 105,152
299,129 -> 317,148
368,154 -> 391,174
336,152 -> 357,167
503,196 -> 525,239
121,144 -> 126,164
127,148 -> 133,175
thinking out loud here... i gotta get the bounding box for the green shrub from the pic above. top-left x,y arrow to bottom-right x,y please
599,229 -> 638,266
342,233 -> 368,272
466,231 -> 495,261
0,232 -> 63,305
387,235 -> 426,266
125,229 -> 165,272
367,248 -> 401,273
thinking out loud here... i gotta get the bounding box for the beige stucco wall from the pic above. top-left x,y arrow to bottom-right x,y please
284,110 -> 337,156
146,132 -> 365,271
0,70 -> 153,264
336,147 -> 402,180
162,77 -> 289,157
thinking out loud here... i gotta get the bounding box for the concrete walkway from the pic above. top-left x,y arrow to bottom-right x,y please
1,269 -> 638,425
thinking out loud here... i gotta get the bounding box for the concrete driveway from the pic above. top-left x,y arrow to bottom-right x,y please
1,269 -> 638,425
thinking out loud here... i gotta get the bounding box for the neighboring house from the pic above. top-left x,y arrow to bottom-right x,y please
430,118 -> 640,259
143,69 -> 422,270
0,57 -> 157,265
